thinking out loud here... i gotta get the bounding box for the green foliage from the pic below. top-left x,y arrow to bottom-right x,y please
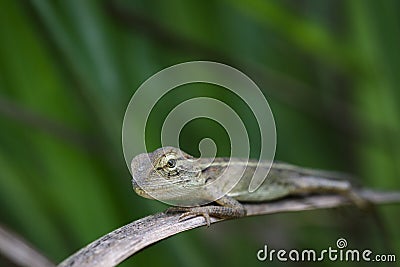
0,0 -> 399,266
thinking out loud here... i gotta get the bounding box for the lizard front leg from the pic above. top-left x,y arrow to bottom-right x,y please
166,196 -> 246,226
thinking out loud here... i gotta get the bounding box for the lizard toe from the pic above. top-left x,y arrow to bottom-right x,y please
179,211 -> 211,227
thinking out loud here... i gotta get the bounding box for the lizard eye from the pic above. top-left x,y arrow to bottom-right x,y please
166,158 -> 176,169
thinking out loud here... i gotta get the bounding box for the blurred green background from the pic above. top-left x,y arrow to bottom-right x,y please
0,0 -> 399,266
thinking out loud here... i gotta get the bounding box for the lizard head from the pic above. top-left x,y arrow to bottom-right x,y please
130,147 -> 205,202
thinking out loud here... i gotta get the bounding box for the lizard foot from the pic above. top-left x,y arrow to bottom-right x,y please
179,210 -> 211,227
165,205 -> 245,226
165,206 -> 213,226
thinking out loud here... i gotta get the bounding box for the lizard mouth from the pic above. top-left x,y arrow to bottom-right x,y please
132,180 -> 154,199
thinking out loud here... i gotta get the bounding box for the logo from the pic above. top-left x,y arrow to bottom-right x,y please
257,238 -> 396,262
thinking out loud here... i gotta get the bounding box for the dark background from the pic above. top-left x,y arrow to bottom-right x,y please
0,0 -> 399,266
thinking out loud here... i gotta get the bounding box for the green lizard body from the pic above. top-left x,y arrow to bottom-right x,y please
131,147 -> 364,225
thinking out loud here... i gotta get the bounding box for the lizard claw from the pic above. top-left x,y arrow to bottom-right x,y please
179,211 -> 211,227
165,207 -> 212,226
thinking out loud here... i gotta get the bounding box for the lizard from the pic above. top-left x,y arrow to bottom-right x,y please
131,146 -> 367,226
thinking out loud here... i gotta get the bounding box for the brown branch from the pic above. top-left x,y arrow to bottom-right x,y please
58,189 -> 400,267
